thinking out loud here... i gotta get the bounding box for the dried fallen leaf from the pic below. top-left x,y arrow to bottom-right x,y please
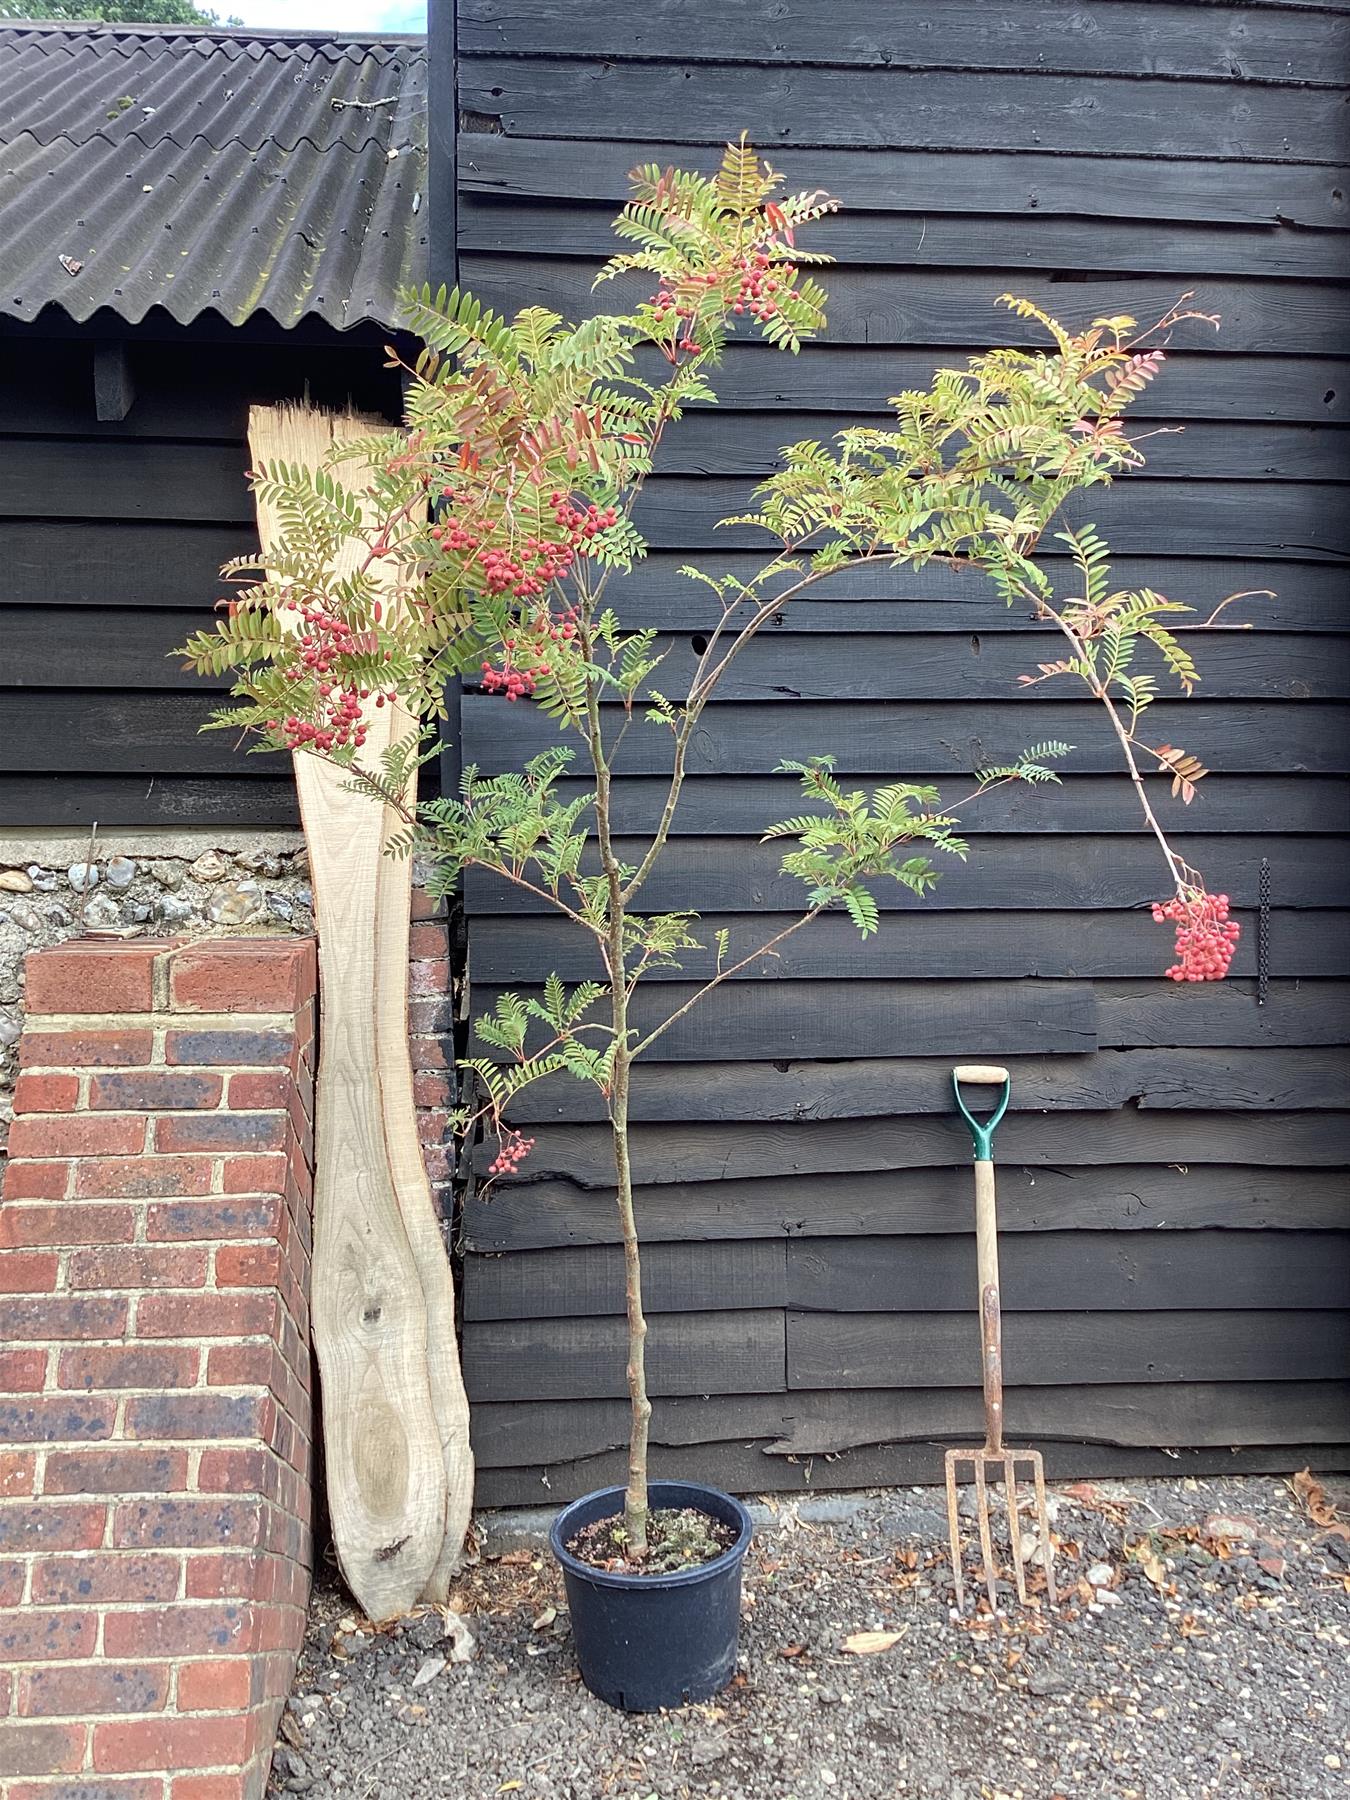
498,1784 -> 522,1793
841,1629 -> 906,1655
1291,1468 -> 1350,1539
778,1642 -> 806,1659
496,1549 -> 532,1565
531,1606 -> 557,1632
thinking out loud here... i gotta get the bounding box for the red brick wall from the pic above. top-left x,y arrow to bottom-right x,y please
0,937 -> 317,1800
409,887 -> 454,1201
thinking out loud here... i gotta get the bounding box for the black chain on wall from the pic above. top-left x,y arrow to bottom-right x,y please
1257,857 -> 1271,1007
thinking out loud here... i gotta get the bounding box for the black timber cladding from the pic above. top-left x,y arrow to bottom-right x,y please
455,0 -> 1350,1504
0,323 -> 404,827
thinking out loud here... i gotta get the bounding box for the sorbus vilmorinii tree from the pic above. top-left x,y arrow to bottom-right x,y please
182,139 -> 1250,1562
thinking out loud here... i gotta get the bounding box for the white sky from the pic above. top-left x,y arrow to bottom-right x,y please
227,0 -> 425,32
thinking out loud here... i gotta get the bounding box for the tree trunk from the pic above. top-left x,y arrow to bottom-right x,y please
611,1032 -> 652,1557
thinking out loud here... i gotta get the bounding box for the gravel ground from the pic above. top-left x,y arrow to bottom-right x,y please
271,1473 -> 1350,1800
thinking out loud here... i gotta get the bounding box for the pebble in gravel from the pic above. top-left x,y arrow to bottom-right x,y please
271,1475 -> 1350,1800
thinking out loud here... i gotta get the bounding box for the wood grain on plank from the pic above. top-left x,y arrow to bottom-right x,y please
502,1048 -> 1350,1124
464,698 -> 1350,776
461,137 -> 1350,231
0,775 -> 297,828
460,2 -> 1350,85
462,1309 -> 787,1401
462,260 -> 1350,356
461,61 -> 1350,162
29,615 -> 1342,699
463,1165 -> 1349,1251
543,776 -> 1350,838
787,1309 -> 1350,1388
469,1381 -> 1350,1467
569,553 -> 1350,630
463,1239 -> 787,1320
469,909 -> 1350,982
479,1111 -> 1350,1189
786,1231 -> 1349,1314
465,836 -> 1345,914
474,1438 -> 1350,1509
464,1231 -> 1347,1321
462,197 -> 1350,282
470,977 -> 1097,1062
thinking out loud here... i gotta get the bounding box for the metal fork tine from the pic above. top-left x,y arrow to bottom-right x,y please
1031,1454 -> 1057,1605
1004,1454 -> 1028,1604
944,1449 -> 966,1614
972,1457 -> 998,1611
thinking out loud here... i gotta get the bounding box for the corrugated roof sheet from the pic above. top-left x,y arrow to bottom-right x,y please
0,22 -> 429,331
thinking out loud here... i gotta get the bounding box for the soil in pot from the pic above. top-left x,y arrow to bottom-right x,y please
565,1505 -> 737,1574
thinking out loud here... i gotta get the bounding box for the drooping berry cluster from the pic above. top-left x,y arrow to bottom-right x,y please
431,491 -> 619,604
1151,889 -> 1240,981
732,249 -> 792,323
264,599 -> 392,752
480,632 -> 547,703
487,1129 -> 535,1178
647,273 -> 703,353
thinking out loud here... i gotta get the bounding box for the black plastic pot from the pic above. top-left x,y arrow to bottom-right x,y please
548,1479 -> 754,1712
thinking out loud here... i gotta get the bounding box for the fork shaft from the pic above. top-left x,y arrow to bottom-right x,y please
975,1154 -> 1005,1455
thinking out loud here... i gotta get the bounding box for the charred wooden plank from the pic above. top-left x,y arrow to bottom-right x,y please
786,1230 -> 1349,1314
469,1380 -> 1350,1467
479,1111 -> 1350,1189
463,1165 -> 1349,1251
462,1308 -> 787,1401
503,1049 -> 1350,1125
0,775 -> 297,828
460,136 -> 1350,232
463,1239 -> 786,1320
468,909 -> 1350,982
464,835 -> 1345,914
787,1309 -> 1350,1388
460,3 -> 1350,86
463,197 -> 1350,282
474,1439 -> 1350,1508
461,60 -> 1349,163
464,698 -> 1350,776
545,776 -> 1350,838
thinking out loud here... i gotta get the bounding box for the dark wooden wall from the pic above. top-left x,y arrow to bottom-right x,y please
0,319 -> 402,828
454,0 -> 1350,1505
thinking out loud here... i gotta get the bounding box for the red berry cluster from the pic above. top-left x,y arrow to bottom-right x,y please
732,249 -> 791,323
264,599 -> 392,752
431,493 -> 619,602
275,693 -> 367,753
488,1129 -> 535,1178
1151,889 -> 1240,981
647,273 -> 703,352
552,494 -> 619,547
480,635 -> 545,702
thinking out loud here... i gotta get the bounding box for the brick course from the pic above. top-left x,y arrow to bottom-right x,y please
0,937 -> 317,1800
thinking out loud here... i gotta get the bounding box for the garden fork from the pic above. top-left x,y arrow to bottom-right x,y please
943,1064 -> 1057,1615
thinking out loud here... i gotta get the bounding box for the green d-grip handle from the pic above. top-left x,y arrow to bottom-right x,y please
952,1063 -> 1011,1162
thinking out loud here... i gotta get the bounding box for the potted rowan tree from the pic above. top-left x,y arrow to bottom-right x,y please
183,140 -> 1240,1710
